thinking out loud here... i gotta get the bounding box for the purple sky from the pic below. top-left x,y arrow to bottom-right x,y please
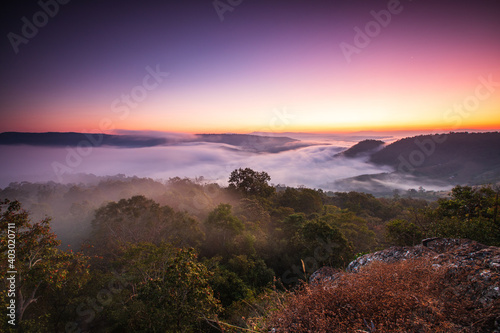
1,0 -> 500,133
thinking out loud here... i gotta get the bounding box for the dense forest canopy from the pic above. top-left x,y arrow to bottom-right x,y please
1,169 -> 499,331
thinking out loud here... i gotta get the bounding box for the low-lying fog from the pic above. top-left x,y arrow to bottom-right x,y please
1,130 -> 454,192
0,132 -> 452,246
0,130 -> 407,190
0,142 -> 391,190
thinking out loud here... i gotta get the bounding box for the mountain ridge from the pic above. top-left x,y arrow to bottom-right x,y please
0,131 -> 303,153
335,139 -> 385,158
370,132 -> 500,182
334,131 -> 500,194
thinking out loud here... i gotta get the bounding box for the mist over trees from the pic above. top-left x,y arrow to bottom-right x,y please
1,170 -> 499,331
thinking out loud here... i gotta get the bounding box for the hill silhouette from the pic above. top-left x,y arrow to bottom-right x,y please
0,132 -> 168,148
336,139 -> 385,158
333,132 -> 500,194
370,132 -> 500,184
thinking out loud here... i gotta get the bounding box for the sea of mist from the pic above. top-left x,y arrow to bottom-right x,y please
0,134 -> 398,190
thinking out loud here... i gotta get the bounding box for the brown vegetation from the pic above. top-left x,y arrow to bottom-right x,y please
267,257 -> 499,332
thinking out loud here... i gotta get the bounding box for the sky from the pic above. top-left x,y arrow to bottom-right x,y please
1,0 -> 500,134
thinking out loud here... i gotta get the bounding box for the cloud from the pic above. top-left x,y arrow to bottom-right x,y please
331,172 -> 453,194
13,130 -> 477,194
239,145 -> 394,189
0,140 -> 395,190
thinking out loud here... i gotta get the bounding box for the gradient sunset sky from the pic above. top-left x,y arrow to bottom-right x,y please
1,0 -> 499,134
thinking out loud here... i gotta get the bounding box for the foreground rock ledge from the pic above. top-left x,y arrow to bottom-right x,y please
310,238 -> 500,308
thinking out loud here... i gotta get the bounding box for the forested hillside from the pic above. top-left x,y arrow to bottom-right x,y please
369,132 -> 500,183
1,169 -> 499,331
334,132 -> 500,195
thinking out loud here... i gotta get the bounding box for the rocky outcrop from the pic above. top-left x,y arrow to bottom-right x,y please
297,239 -> 500,332
308,266 -> 343,285
312,238 -> 500,309
346,238 -> 494,272
346,242 -> 435,273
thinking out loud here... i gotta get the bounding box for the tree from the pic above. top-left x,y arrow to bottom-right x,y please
281,213 -> 307,238
204,257 -> 251,308
275,214 -> 353,284
111,242 -> 221,332
203,204 -> 243,258
322,210 -> 377,253
91,196 -> 204,255
278,188 -> 323,215
0,200 -> 90,331
436,185 -> 496,220
235,198 -> 271,226
298,219 -> 353,268
227,254 -> 274,292
385,219 -> 424,246
432,185 -> 500,245
228,168 -> 275,198
205,204 -> 243,235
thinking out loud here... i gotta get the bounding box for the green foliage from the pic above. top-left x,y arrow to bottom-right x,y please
282,213 -> 307,236
4,176 -> 500,331
234,198 -> 271,227
277,187 -> 323,215
205,257 -> 252,308
321,209 -> 377,253
385,219 -> 424,246
227,255 -> 274,292
205,203 -> 243,234
384,185 -> 500,246
430,216 -> 499,245
228,168 -> 275,198
436,185 -> 496,220
0,200 -> 90,332
431,185 -> 499,245
111,242 -> 221,332
298,219 -> 353,268
203,204 -> 244,259
91,195 -> 204,254
271,214 -> 353,284
326,191 -> 389,218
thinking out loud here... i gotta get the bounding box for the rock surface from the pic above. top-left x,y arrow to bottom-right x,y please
308,266 -> 342,285
312,238 -> 500,309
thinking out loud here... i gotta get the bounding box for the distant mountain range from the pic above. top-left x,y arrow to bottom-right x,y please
0,132 -> 168,148
0,132 -> 302,153
334,132 -> 500,194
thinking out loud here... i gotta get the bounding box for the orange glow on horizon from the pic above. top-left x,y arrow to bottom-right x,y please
9,118 -> 500,134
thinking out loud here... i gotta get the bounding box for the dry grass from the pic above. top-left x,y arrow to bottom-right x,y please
266,258 -> 499,332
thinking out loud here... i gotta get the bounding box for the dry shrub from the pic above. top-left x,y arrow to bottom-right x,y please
268,258 -> 499,332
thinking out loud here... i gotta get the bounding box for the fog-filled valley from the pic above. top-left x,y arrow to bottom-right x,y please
0,173 -> 439,249
2,0 -> 500,330
3,130 -> 500,248
2,164 -> 499,331
1,132 -> 500,331
3,131 -> 500,193
0,131 -> 396,190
